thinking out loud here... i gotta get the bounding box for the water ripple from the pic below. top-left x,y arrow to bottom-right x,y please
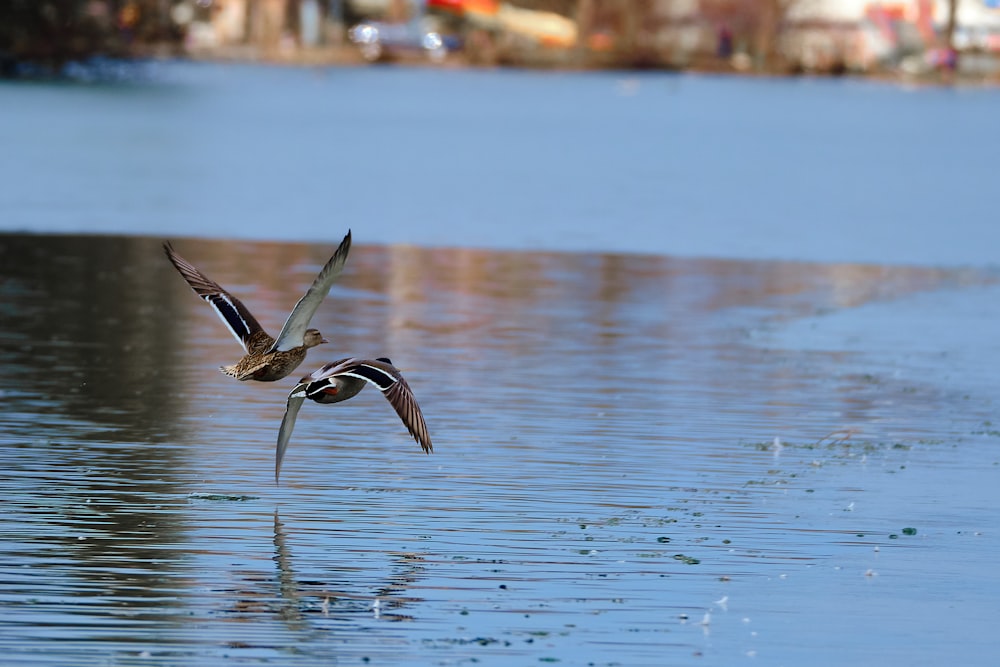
0,234 -> 997,665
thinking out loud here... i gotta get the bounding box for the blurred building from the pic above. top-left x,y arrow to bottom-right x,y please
783,0 -> 1000,73
167,0 -> 1000,76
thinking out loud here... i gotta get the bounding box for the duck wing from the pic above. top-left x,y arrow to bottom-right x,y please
164,242 -> 265,352
269,230 -> 352,353
273,356 -> 431,484
332,358 -> 433,454
275,390 -> 306,484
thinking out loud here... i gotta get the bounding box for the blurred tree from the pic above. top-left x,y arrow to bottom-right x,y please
944,0 -> 958,46
700,0 -> 799,70
941,0 -> 959,77
574,0 -> 670,68
0,0 -> 181,77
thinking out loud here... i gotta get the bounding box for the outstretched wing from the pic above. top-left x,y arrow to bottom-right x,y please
335,358 -> 433,454
275,389 -> 306,484
274,357 -> 431,483
163,242 -> 265,352
270,230 -> 352,353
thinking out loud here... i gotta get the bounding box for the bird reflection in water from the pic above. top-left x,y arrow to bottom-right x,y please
219,511 -> 427,629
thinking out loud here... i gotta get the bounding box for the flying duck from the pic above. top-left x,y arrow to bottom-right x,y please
164,231 -> 352,382
275,357 -> 432,482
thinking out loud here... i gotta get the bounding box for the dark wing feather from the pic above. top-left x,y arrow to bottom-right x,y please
270,230 -> 352,353
163,242 -> 265,352
341,360 -> 433,454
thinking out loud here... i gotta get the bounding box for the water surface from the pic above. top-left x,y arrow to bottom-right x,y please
1,63 -> 999,265
1,233 -> 997,666
2,62 -> 998,666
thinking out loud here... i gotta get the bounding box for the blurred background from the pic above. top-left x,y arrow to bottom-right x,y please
2,0 -> 1000,80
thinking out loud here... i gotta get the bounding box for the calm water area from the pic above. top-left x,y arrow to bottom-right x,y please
1,63 -> 999,666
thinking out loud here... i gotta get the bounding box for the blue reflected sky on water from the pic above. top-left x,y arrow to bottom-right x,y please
1,62 -> 999,265
0,64 -> 999,666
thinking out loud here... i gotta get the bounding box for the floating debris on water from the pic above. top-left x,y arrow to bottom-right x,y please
672,554 -> 701,565
187,493 -> 260,502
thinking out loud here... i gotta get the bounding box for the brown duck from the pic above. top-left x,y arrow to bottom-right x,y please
275,357 -> 432,482
164,231 -> 352,382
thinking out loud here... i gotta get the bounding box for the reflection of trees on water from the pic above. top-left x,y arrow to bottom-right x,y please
0,232 -> 974,483
355,243 -> 978,444
0,233 -> 192,612
0,234 -> 188,442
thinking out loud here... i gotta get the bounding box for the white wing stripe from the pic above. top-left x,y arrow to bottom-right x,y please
205,293 -> 252,352
342,365 -> 396,391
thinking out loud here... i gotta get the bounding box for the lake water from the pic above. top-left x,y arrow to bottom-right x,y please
2,62 -> 1000,265
1,63 -> 999,666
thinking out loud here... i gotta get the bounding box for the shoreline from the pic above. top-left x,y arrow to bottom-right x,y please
176,43 -> 996,88
3,42 -> 996,89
